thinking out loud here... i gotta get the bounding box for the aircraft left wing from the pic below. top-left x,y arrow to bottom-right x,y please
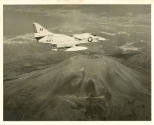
73,33 -> 106,42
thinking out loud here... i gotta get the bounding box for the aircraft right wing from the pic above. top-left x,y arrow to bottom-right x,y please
65,46 -> 87,51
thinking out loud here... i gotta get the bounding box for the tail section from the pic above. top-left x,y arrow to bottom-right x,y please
33,22 -> 51,41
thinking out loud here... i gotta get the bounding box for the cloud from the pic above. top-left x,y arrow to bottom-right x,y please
4,6 -> 80,17
4,33 -> 35,44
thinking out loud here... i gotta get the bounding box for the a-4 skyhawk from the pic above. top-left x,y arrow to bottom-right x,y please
33,22 -> 106,51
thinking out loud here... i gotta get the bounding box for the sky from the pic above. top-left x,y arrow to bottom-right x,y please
3,5 -> 151,37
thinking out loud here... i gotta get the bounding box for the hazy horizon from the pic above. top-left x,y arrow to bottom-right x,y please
3,5 -> 150,37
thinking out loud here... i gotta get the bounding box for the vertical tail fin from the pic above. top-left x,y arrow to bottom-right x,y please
33,22 -> 51,41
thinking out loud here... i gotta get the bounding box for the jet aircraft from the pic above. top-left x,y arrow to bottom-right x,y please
33,22 -> 106,51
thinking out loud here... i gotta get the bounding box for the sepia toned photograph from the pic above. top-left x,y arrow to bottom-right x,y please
3,5 -> 151,121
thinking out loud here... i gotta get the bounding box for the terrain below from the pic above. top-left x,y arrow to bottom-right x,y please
4,54 -> 151,120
